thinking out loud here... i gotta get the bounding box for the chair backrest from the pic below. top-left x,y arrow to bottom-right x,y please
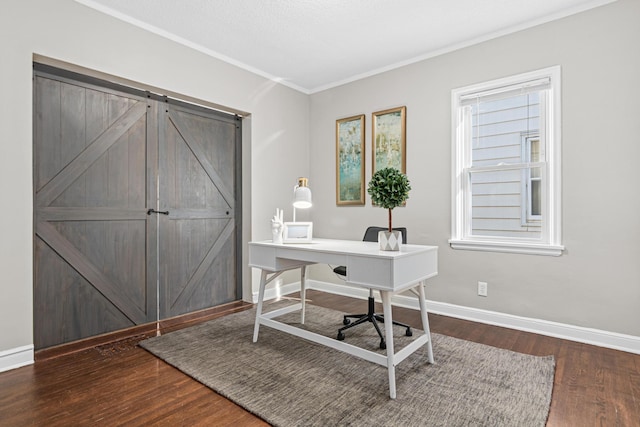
362,226 -> 407,244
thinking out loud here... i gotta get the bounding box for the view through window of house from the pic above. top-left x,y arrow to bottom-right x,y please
451,67 -> 563,256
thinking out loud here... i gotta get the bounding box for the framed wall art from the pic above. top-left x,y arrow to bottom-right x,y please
336,114 -> 365,205
372,106 -> 406,174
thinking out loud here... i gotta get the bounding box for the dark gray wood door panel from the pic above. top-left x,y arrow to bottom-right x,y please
158,105 -> 237,318
34,74 -> 154,348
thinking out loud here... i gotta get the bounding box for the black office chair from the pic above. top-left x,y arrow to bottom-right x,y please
333,226 -> 412,349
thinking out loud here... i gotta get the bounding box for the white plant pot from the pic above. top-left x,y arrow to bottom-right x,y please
378,230 -> 403,251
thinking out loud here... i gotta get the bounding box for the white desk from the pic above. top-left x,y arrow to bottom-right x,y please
249,238 -> 438,399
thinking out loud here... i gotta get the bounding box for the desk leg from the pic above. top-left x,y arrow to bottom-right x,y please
380,290 -> 397,399
300,265 -> 307,324
417,281 -> 435,364
253,269 -> 268,343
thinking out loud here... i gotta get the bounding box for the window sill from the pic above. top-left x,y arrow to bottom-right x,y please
449,239 -> 564,256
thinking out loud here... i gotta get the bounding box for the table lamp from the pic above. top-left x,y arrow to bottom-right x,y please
292,177 -> 312,221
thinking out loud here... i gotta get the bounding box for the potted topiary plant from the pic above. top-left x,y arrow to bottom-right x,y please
367,167 -> 411,251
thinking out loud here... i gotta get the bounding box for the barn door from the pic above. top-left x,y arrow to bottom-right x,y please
157,102 -> 240,318
33,70 -> 157,349
33,65 -> 241,349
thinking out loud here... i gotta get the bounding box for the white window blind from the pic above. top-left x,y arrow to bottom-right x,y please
459,77 -> 551,106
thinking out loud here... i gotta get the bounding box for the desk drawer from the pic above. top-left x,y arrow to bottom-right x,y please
347,249 -> 438,291
249,244 -> 316,271
276,247 -> 347,266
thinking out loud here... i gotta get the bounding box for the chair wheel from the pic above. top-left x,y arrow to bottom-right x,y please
380,340 -> 386,350
337,332 -> 345,341
405,328 -> 413,337
343,318 -> 351,325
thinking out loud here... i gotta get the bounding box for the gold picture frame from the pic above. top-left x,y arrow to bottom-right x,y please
372,106 -> 406,174
336,114 -> 366,205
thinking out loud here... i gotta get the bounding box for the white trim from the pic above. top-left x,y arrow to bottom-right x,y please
297,0 -> 617,93
74,0 -> 309,94
0,345 -> 34,373
448,239 -> 564,256
251,281 -> 302,303
306,280 -> 640,355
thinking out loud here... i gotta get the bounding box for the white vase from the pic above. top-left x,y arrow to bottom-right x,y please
378,230 -> 402,251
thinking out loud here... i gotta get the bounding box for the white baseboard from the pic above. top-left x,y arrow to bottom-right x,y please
0,345 -> 34,373
305,280 -> 640,355
7,276 -> 636,374
251,281 -> 302,304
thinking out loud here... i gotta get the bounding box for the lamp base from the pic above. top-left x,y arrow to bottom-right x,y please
378,230 -> 402,251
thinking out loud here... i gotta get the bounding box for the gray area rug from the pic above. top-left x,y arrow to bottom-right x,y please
140,300 -> 555,426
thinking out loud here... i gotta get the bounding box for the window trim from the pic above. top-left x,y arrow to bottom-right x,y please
450,66 -> 564,256
521,134 -> 542,225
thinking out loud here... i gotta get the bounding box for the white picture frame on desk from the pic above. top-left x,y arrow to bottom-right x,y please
283,222 -> 313,243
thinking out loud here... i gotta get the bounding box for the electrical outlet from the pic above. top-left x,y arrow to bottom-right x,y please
478,281 -> 488,297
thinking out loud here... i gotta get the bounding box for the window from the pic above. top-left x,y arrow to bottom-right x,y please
450,67 -> 564,256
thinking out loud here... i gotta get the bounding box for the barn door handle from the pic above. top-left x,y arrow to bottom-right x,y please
147,208 -> 169,216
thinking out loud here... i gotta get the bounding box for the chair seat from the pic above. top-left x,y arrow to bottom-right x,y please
333,265 -> 347,276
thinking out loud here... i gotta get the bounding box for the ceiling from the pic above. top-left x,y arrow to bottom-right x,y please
77,0 -> 615,94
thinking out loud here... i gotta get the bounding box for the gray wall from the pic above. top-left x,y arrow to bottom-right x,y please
309,0 -> 640,337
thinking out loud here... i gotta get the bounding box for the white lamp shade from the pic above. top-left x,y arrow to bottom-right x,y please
293,186 -> 312,208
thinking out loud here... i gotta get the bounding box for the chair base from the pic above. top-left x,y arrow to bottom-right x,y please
336,296 -> 412,349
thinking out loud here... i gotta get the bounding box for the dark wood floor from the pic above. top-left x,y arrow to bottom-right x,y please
1,290 -> 639,426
